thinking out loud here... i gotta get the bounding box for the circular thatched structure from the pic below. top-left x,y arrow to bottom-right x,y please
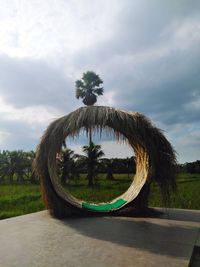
34,106 -> 177,218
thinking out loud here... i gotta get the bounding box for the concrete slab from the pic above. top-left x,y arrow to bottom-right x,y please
0,208 -> 199,267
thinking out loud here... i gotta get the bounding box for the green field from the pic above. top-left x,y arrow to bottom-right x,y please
0,173 -> 200,219
0,184 -> 44,220
149,173 -> 200,209
64,173 -> 132,202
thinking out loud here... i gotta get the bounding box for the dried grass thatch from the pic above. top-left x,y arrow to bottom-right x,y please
33,106 -> 177,218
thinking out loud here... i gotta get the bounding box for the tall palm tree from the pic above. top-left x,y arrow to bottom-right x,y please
81,142 -> 104,186
75,71 -> 104,146
75,71 -> 104,106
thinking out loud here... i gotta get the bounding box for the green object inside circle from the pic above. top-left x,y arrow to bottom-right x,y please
82,198 -> 127,211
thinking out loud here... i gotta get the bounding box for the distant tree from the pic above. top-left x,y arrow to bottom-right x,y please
126,156 -> 136,178
186,160 -> 200,174
81,142 -> 104,186
100,158 -> 115,180
195,160 -> 200,173
24,151 -> 38,184
186,162 -> 195,174
23,151 -> 35,179
58,148 -> 79,185
0,150 -> 27,183
0,151 -> 8,182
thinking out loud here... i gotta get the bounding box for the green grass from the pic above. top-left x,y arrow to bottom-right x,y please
149,173 -> 200,209
64,173 -> 132,202
0,184 -> 44,219
0,172 -> 200,220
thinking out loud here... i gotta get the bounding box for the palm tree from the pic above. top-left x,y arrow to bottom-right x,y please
101,158 -> 115,180
0,151 -> 8,183
126,156 -> 136,178
0,150 -> 27,183
75,71 -> 104,146
23,151 -> 38,184
81,142 -> 104,186
58,148 -> 79,185
75,71 -> 104,106
22,151 -> 35,180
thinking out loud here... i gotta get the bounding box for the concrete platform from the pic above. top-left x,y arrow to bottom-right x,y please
0,208 -> 199,267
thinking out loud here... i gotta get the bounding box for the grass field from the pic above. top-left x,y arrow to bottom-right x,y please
0,172 -> 200,219
64,173 -> 132,202
149,172 -> 200,209
0,184 -> 44,220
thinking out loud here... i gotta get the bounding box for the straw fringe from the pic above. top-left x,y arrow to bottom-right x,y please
33,106 -> 177,217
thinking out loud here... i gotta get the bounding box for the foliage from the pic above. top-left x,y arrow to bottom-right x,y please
186,160 -> 200,173
177,161 -> 200,174
0,150 -> 36,183
80,142 -> 104,186
57,147 -> 79,185
104,158 -> 115,180
75,71 -> 104,106
0,149 -> 137,185
99,157 -> 136,174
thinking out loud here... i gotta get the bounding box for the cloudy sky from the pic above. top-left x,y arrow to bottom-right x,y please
0,0 -> 200,163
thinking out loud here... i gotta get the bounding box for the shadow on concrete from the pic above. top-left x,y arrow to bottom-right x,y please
157,208 -> 200,223
61,215 -> 198,259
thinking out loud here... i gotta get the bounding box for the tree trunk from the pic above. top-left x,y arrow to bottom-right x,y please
106,169 -> 114,180
88,165 -> 93,186
89,127 -> 92,146
87,128 -> 94,186
9,172 -> 14,183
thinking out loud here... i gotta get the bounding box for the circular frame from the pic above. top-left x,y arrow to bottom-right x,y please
34,106 -> 176,218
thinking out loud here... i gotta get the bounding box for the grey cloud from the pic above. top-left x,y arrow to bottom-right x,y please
113,0 -> 200,53
0,54 -> 79,112
73,0 -> 200,67
0,118 -> 40,151
72,1 -> 200,126
1,134 -> 38,151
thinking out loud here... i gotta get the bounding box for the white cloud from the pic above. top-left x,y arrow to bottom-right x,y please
0,97 -> 60,124
0,130 -> 10,147
68,140 -> 134,159
0,0 -> 119,59
0,96 -> 62,151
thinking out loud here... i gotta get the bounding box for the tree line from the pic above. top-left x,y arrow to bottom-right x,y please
0,150 -> 35,183
0,149 -> 199,186
178,160 -> 200,174
0,147 -> 136,185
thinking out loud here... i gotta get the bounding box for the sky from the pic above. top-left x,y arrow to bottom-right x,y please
0,0 -> 200,163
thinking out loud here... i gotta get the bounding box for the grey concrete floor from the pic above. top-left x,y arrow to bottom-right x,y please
0,208 -> 199,267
